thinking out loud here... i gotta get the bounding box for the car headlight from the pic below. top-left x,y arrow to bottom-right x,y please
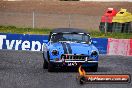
52,49 -> 59,56
91,51 -> 98,57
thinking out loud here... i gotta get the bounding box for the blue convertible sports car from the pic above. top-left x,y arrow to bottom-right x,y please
42,28 -> 99,72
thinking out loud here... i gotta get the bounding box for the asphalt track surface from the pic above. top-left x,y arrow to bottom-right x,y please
0,50 -> 132,88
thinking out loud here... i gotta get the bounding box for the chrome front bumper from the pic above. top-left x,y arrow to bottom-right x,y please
50,54 -> 98,63
50,60 -> 98,63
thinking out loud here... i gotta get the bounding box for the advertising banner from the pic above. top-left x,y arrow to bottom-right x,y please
129,39 -> 132,56
0,33 -> 109,54
0,33 -> 48,51
92,38 -> 108,54
107,38 -> 131,56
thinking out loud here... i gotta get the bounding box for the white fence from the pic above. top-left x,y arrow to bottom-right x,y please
0,11 -> 100,30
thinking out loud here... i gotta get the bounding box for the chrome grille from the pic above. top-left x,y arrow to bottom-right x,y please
61,54 -> 89,61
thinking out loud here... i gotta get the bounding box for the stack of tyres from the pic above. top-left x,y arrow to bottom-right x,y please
112,9 -> 132,33
99,8 -> 117,32
99,22 -> 113,32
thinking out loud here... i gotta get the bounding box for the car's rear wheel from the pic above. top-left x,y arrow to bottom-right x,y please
43,59 -> 48,69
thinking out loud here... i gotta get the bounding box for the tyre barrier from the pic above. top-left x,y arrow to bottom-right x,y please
100,8 -> 132,33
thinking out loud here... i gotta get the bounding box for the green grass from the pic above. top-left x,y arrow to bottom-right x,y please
0,25 -> 132,39
0,25 -> 51,35
90,31 -> 132,39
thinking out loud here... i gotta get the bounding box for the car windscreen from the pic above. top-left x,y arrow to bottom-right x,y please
50,33 -> 90,43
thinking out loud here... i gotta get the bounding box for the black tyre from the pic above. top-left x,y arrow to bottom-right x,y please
91,64 -> 98,72
48,62 -> 55,72
43,59 -> 48,69
79,76 -> 86,84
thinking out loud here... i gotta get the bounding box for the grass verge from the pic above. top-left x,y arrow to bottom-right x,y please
0,25 -> 51,35
0,25 -> 132,39
90,31 -> 132,39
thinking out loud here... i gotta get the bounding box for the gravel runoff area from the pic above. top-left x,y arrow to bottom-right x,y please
0,50 -> 132,88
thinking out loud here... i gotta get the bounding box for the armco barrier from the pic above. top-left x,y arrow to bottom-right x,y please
0,33 -> 107,54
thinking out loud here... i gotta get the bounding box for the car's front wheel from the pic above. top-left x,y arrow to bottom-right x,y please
91,64 -> 98,72
48,62 -> 55,72
43,59 -> 48,69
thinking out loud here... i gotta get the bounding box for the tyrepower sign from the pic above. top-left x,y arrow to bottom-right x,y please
0,33 -> 48,51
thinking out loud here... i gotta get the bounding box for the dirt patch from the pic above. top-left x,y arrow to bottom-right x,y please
0,1 -> 132,15
0,1 -> 131,30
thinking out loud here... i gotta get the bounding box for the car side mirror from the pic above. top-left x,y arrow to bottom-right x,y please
43,40 -> 48,43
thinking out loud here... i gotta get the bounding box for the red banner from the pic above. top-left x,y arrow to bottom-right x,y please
107,38 -> 131,56
129,39 -> 132,56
